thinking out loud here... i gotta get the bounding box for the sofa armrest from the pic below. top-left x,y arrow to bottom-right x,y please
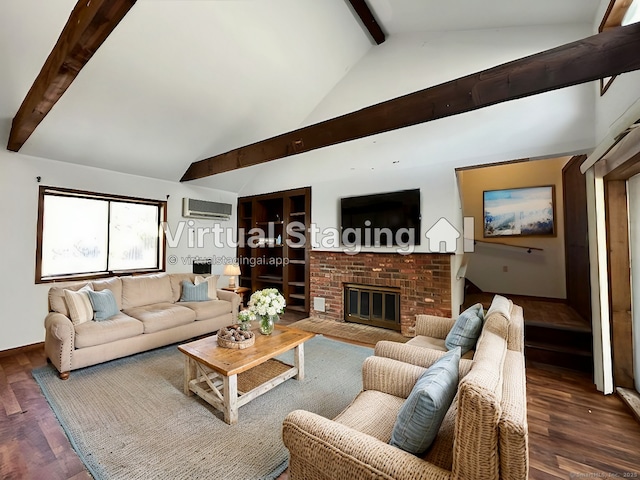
375,341 -> 473,378
215,289 -> 240,321
415,314 -> 456,338
44,312 -> 74,379
361,356 -> 425,398
282,410 -> 451,480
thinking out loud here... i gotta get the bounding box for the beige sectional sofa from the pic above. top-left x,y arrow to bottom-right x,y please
282,296 -> 528,480
44,272 -> 240,379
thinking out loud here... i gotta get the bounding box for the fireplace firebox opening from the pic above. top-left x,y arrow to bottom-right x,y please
344,283 -> 401,331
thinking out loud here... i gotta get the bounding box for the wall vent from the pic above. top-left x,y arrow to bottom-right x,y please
182,198 -> 232,220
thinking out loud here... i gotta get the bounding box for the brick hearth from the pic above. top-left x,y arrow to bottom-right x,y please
309,251 -> 452,336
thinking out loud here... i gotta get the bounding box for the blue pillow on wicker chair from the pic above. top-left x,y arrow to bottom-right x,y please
390,347 -> 461,454
445,303 -> 484,355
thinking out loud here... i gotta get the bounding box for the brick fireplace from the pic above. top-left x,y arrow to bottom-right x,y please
309,251 -> 452,336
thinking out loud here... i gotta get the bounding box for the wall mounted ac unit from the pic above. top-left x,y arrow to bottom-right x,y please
182,198 -> 232,220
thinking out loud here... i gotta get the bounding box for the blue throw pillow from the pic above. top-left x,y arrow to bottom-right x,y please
180,280 -> 209,302
445,303 -> 484,355
87,289 -> 120,321
390,347 -> 461,454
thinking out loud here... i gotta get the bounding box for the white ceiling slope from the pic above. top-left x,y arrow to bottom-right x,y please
0,0 -> 600,191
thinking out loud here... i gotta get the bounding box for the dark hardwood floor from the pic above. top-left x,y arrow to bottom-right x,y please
2,308 -> 640,479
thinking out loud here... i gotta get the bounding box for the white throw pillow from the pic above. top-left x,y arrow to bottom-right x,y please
64,285 -> 94,325
195,275 -> 218,300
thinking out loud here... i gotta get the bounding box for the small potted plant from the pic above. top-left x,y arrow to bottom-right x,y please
237,309 -> 255,331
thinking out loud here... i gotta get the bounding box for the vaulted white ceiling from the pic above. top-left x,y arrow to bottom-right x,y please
0,0 -> 601,191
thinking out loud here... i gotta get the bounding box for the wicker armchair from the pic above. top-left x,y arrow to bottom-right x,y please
408,295 -> 525,356
282,308 -> 529,480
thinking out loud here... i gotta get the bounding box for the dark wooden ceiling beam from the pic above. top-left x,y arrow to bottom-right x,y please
347,0 -> 385,45
7,0 -> 137,152
181,23 -> 640,182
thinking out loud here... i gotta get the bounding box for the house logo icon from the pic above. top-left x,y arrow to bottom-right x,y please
425,217 -> 460,253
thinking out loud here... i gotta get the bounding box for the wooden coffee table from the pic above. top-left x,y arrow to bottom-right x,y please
178,325 -> 315,425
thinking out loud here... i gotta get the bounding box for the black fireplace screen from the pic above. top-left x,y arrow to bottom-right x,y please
344,284 -> 400,331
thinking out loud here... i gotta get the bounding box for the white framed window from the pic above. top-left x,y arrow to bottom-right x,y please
36,186 -> 167,283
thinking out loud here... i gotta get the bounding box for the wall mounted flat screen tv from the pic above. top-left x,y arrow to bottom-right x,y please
340,189 -> 421,246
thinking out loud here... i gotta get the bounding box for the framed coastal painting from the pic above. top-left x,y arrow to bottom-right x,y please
483,185 -> 556,237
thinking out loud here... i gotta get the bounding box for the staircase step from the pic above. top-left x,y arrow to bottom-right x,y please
523,320 -> 593,372
525,342 -> 593,373
525,323 -> 592,352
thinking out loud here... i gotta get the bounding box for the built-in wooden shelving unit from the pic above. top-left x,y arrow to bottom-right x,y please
237,187 -> 311,314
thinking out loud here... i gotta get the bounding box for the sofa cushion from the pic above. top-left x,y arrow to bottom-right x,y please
121,273 -> 173,309
195,275 -> 219,300
169,273 -> 195,303
123,302 -> 196,333
74,312 -> 144,349
180,299 -> 232,321
180,280 -> 209,302
390,347 -> 461,455
87,289 -> 120,321
407,335 -> 474,360
445,303 -> 484,355
91,277 -> 123,311
64,285 -> 94,326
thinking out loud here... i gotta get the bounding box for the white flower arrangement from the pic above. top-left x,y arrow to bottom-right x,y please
248,288 -> 286,317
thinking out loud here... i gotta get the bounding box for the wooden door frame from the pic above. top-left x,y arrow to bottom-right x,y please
602,150 -> 640,388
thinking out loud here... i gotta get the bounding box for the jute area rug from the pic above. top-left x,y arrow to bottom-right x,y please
289,317 -> 409,346
32,335 -> 372,480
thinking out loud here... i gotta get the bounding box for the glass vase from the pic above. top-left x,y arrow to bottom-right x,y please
259,314 -> 278,335
239,320 -> 251,332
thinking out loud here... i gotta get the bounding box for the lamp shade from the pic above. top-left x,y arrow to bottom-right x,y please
223,264 -> 241,276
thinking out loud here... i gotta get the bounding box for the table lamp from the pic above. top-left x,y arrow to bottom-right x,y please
223,264 -> 241,289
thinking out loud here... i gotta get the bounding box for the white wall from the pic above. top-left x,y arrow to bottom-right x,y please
593,0 -> 640,145
235,25 -> 596,235
0,150 -> 236,351
229,25 -> 595,307
459,157 -> 569,299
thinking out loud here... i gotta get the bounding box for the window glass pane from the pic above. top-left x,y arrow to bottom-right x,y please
41,196 -> 108,276
109,202 -> 159,270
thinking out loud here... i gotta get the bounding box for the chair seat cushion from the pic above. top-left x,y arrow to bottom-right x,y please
390,347 -> 461,455
74,312 -> 144,348
123,303 -> 196,333
334,390 -> 405,443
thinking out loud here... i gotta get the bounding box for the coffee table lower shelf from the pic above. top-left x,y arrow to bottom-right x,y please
183,357 -> 301,425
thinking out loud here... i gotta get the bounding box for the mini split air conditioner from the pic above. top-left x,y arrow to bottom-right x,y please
182,198 -> 232,220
